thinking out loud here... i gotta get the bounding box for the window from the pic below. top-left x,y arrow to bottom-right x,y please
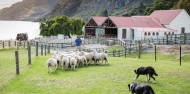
164,32 -> 167,35
181,27 -> 185,34
156,32 -> 159,36
148,32 -> 151,36
172,32 -> 174,35
144,32 -> 147,36
152,32 -> 155,36
168,32 -> 171,35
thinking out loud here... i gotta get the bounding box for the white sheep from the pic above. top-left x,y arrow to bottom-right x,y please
99,52 -> 108,64
69,57 -> 77,70
61,57 -> 70,70
52,55 -> 62,67
75,55 -> 87,67
93,50 -> 108,65
79,51 -> 94,64
46,58 -> 57,73
93,50 -> 102,64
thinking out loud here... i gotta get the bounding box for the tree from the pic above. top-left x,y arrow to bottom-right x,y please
39,15 -> 85,37
144,0 -> 178,15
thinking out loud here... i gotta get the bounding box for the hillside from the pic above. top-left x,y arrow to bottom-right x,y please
42,0 -> 155,21
2,0 -> 188,21
0,0 -> 59,21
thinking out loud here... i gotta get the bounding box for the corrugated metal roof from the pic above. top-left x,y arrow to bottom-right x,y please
92,17 -> 107,26
150,9 -> 183,25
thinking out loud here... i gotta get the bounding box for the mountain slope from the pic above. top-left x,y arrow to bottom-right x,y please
0,0 -> 59,21
40,0 -> 155,21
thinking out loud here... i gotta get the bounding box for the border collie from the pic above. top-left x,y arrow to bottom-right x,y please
128,83 -> 155,94
134,66 -> 158,83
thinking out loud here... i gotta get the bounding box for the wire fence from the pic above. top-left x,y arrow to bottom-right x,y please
0,41 -> 50,89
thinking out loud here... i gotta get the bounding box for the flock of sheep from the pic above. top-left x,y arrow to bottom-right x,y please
46,50 -> 108,73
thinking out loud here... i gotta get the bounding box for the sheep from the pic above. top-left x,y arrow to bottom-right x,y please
52,55 -> 62,67
69,57 -> 77,70
99,52 -> 108,64
46,58 -> 57,73
92,50 -> 102,65
61,57 -> 70,70
75,55 -> 87,67
148,43 -> 154,48
79,51 -> 94,64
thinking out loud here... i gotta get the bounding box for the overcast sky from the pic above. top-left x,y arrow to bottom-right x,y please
0,0 -> 23,9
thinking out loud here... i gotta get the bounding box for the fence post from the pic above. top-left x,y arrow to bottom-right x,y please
36,41 -> 38,56
61,43 -> 64,48
48,44 -> 50,54
113,50 -> 114,57
184,33 -> 186,44
28,45 -> 31,65
15,51 -> 19,75
24,42 -> 26,48
2,41 -> 4,49
180,46 -> 181,66
119,50 -> 120,57
138,43 -> 141,59
15,41 -> 17,47
175,35 -> 177,44
16,41 -> 19,50
125,48 -> 126,58
8,41 -> 11,48
45,45 -> 47,56
155,45 -> 156,62
41,44 -> 43,56
166,35 -> 168,45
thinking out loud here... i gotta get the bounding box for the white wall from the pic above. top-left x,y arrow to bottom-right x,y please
117,28 -> 123,39
168,10 -> 190,34
118,28 -> 134,40
134,29 -> 143,40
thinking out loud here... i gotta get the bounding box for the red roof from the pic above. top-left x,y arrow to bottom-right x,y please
92,17 -> 107,26
150,9 -> 183,25
109,16 -> 138,27
109,16 -> 163,28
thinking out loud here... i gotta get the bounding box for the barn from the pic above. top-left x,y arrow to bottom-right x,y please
84,9 -> 190,40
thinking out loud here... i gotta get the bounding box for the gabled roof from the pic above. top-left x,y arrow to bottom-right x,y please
150,9 -> 183,25
92,17 -> 107,26
131,16 -> 163,28
109,16 -> 139,27
108,16 -> 163,28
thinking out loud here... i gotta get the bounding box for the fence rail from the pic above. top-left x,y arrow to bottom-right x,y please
0,40 -> 28,49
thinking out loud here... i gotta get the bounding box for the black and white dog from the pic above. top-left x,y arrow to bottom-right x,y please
128,83 -> 155,94
134,66 -> 158,83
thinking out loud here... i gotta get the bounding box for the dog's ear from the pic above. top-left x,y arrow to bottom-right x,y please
128,84 -> 131,92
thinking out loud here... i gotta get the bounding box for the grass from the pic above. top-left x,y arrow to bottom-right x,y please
0,52 -> 190,94
0,48 -> 36,89
106,45 -> 125,51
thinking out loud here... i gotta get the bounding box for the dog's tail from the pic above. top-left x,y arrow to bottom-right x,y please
154,72 -> 158,76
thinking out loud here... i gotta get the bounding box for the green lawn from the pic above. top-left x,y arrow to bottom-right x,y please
0,48 -> 36,89
0,52 -> 190,94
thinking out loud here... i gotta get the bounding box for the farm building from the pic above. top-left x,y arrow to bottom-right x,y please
84,9 -> 190,40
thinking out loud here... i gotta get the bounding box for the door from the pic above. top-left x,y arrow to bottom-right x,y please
122,29 -> 126,38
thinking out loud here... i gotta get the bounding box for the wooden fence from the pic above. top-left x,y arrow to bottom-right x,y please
0,40 -> 28,49
144,33 -> 190,45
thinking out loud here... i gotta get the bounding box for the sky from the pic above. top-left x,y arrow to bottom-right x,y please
0,21 -> 40,40
0,0 -> 23,9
